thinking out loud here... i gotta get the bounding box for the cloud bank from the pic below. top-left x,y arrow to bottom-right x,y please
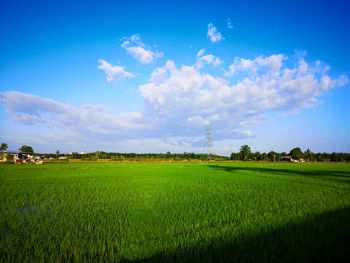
0,92 -> 150,138
1,52 -> 347,149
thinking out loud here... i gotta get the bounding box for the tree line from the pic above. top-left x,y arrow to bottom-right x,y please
46,151 -> 228,161
230,145 -> 350,162
1,142 -> 350,162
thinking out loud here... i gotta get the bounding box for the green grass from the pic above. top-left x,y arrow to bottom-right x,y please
1,162 -> 350,262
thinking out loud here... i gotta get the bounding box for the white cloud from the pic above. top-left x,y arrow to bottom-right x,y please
139,54 -> 344,140
196,55 -> 222,69
336,74 -> 348,87
187,116 -> 209,127
232,129 -> 253,138
207,23 -> 224,43
121,34 -> 163,64
97,59 -> 134,82
195,49 -> 222,69
0,52 -> 347,152
298,59 -> 308,75
149,60 -> 176,83
196,49 -> 205,57
0,92 -> 150,138
227,18 -> 233,29
224,54 -> 285,77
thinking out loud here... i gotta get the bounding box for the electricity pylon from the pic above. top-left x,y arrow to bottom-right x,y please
206,124 -> 212,160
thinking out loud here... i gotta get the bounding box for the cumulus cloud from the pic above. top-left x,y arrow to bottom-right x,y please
224,54 -> 285,77
0,92 -> 150,138
0,52 -> 347,149
121,34 -> 163,64
195,49 -> 222,69
139,54 -> 345,140
149,60 -> 176,83
207,23 -> 224,43
97,59 -> 134,82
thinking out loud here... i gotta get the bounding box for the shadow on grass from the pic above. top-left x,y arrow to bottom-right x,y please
123,206 -> 350,263
207,165 -> 350,185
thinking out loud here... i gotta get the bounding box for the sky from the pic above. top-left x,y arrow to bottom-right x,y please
1,0 -> 350,155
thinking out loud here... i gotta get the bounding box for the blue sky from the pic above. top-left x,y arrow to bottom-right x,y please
1,0 -> 350,154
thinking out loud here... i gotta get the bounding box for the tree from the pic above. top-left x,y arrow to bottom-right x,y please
322,152 -> 330,162
240,145 -> 251,161
304,149 -> 313,162
254,152 -> 261,161
1,143 -> 8,151
70,152 -> 81,159
289,147 -> 303,160
56,150 -> 60,158
276,153 -> 282,162
230,152 -> 240,160
267,151 -> 277,162
19,145 -> 34,153
95,151 -> 102,159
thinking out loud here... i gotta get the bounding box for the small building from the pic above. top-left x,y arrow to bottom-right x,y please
282,156 -> 292,162
282,156 -> 304,163
2,151 -> 43,164
13,152 -> 34,164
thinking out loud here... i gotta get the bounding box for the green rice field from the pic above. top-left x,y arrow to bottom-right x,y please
1,162 -> 350,262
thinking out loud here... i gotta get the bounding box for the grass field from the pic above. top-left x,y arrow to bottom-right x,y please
1,161 -> 350,262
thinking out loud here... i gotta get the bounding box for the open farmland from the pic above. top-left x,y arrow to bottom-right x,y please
1,162 -> 350,262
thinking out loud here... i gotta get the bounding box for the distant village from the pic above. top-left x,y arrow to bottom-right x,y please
0,150 -> 306,164
1,142 -> 349,164
0,149 -> 87,165
0,143 -> 88,164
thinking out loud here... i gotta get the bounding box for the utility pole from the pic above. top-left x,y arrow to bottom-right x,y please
206,124 -> 212,160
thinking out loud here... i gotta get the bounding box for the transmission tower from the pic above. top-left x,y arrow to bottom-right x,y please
206,124 -> 212,159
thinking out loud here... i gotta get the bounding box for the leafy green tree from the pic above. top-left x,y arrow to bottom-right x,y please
276,153 -> 281,162
1,143 -> 8,151
261,153 -> 267,161
56,150 -> 60,158
254,151 -> 261,161
304,149 -> 313,162
330,152 -> 344,162
289,147 -> 303,160
95,151 -> 102,159
322,152 -> 330,162
70,152 -> 81,159
240,145 -> 251,161
230,152 -> 240,160
267,151 -> 277,162
19,145 -> 34,153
